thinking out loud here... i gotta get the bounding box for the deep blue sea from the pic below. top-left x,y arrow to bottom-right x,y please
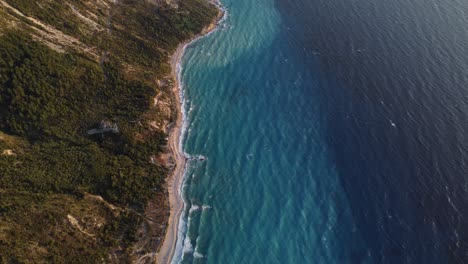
172,0 -> 468,263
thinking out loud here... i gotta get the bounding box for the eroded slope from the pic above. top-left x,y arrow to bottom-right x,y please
0,0 -> 217,262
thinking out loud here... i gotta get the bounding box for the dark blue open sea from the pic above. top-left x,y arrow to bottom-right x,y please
172,0 -> 468,262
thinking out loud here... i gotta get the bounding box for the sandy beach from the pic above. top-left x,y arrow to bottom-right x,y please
156,6 -> 223,264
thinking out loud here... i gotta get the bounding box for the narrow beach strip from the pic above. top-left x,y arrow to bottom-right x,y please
156,3 -> 225,263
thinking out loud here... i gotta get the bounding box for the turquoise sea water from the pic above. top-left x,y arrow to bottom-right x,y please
172,0 -> 468,262
172,0 -> 368,262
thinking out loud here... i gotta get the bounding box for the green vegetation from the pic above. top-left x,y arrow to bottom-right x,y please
110,0 -> 219,74
0,190 -> 137,263
0,25 -> 164,210
0,0 -> 218,262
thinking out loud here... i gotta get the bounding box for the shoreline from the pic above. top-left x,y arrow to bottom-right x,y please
156,4 -> 224,263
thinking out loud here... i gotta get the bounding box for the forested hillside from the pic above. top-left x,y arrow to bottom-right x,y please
0,0 -> 217,262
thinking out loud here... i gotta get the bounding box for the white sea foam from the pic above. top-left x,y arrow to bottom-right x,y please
171,162 -> 192,264
171,3 -> 227,263
192,237 -> 205,259
171,214 -> 187,264
189,204 -> 201,213
202,205 -> 212,210
182,237 -> 193,254
195,154 -> 207,161
193,252 -> 205,258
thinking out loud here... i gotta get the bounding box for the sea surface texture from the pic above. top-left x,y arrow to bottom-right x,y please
173,0 -> 468,263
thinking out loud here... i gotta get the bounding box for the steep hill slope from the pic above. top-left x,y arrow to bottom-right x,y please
0,0 -> 217,262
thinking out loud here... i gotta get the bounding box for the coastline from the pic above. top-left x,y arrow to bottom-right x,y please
156,4 -> 224,264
